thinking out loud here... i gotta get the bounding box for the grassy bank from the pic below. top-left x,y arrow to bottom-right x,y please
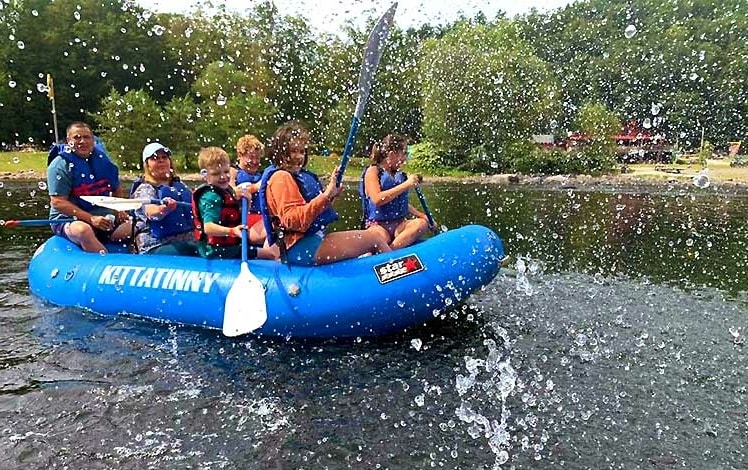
2,149 -> 748,184
0,151 -> 439,181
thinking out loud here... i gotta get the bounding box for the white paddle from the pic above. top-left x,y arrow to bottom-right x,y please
222,196 -> 267,336
81,195 -> 191,211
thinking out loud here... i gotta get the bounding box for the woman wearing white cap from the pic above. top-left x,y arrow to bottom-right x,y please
131,142 -> 196,255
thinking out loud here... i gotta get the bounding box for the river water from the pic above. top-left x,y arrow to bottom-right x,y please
0,178 -> 745,469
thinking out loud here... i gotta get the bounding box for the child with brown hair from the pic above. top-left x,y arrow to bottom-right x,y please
360,134 -> 431,249
193,146 -> 277,260
259,121 -> 391,265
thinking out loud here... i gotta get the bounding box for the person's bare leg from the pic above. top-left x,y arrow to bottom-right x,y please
257,244 -> 280,260
111,219 -> 133,242
390,218 -> 429,250
248,219 -> 267,245
314,230 -> 391,265
64,221 -> 106,253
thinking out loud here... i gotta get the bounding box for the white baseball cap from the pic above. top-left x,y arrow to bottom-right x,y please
142,142 -> 171,162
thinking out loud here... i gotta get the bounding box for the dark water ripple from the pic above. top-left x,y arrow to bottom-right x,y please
466,270 -> 748,469
0,181 -> 746,469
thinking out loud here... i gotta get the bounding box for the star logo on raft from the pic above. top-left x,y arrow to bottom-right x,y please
373,254 -> 424,284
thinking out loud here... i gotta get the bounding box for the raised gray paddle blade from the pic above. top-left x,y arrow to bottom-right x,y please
336,2 -> 398,187
354,2 -> 397,120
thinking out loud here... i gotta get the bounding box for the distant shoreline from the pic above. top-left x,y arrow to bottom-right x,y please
4,169 -> 748,192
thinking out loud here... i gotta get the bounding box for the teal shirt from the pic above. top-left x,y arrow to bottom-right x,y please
46,156 -> 114,219
196,189 -> 241,259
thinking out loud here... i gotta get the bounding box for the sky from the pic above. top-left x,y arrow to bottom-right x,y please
138,0 -> 574,34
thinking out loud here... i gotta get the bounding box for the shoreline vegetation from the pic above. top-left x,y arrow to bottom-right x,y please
3,151 -> 748,191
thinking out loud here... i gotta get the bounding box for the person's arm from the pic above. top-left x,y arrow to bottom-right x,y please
49,194 -> 97,225
266,171 -> 332,232
203,222 -> 244,238
199,191 -> 245,238
365,168 -> 419,206
407,203 -> 427,220
133,183 -> 177,221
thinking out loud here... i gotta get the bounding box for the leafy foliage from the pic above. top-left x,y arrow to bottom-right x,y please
94,89 -> 164,171
418,20 -> 560,173
0,0 -> 746,178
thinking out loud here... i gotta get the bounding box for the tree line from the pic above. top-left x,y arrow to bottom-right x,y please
1,0 -> 745,174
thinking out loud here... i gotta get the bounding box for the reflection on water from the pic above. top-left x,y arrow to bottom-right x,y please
0,180 -> 746,468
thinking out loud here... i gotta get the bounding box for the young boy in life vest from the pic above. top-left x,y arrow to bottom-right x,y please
192,147 -> 278,260
229,134 -> 268,246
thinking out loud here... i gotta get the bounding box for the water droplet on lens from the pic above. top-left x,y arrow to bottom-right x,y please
693,170 -> 710,188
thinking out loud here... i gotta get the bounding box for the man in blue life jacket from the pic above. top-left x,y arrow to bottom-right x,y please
47,121 -> 132,253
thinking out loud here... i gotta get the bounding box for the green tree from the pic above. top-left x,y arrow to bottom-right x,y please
572,101 -> 620,173
189,61 -> 278,149
163,95 -> 200,169
419,20 -> 560,172
519,0 -> 748,150
93,89 -> 165,171
0,0 -> 177,146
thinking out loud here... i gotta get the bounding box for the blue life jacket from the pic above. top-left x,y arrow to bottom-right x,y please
259,165 -> 338,246
47,142 -> 119,213
359,166 -> 409,223
235,167 -> 262,213
130,177 -> 193,238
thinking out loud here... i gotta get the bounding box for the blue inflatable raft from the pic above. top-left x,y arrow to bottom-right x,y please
28,224 -> 504,338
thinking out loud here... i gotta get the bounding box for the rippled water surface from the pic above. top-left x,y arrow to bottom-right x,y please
0,180 -> 746,469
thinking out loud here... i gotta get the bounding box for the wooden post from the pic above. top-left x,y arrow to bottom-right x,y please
47,74 -> 59,143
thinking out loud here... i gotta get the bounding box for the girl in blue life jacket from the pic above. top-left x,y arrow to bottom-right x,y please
131,142 -> 197,256
259,121 -> 391,266
360,134 -> 432,249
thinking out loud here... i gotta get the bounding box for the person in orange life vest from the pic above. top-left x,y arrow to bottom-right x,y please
131,142 -> 196,256
47,121 -> 132,253
260,120 -> 390,266
192,146 -> 278,260
229,134 -> 268,247
360,134 -> 432,250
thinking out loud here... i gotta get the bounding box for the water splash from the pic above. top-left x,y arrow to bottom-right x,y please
692,169 -> 710,189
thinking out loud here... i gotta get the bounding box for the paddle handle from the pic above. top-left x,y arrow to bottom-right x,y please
240,197 -> 248,263
336,117 -> 361,186
2,218 -> 75,227
414,186 -> 436,229
148,199 -> 191,208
